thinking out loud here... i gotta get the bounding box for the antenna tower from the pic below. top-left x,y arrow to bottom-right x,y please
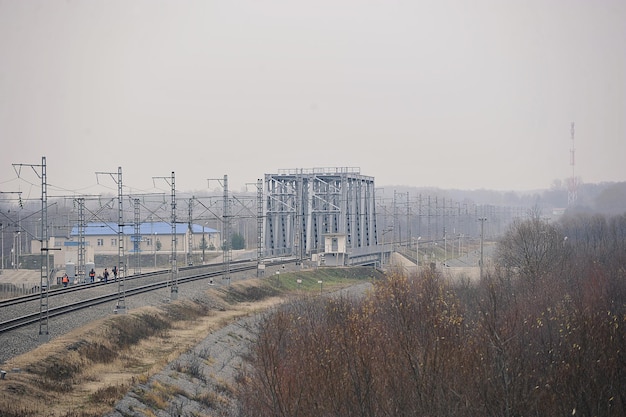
567,122 -> 578,206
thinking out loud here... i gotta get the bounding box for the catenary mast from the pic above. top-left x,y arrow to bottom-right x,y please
567,122 -> 578,207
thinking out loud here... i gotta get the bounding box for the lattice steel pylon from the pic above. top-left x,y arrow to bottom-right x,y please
152,172 -> 178,299
96,167 -> 126,313
222,175 -> 232,283
187,197 -> 194,266
294,174 -> 303,263
116,167 -> 126,313
77,197 -> 85,283
13,156 -> 51,340
170,172 -> 178,299
257,178 -> 264,276
133,198 -> 141,275
567,122 -> 578,207
39,157 -> 50,340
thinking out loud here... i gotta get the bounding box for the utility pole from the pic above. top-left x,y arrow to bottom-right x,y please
97,167 -> 127,312
415,236 -> 421,275
133,198 -> 141,275
40,157 -> 50,339
153,172 -> 178,299
567,122 -> 578,207
0,191 -> 22,272
223,175 -> 231,284
76,198 -> 85,283
245,179 -> 265,276
0,222 -> 3,273
13,157 -> 51,340
187,197 -> 194,267
478,217 -> 487,280
170,172 -> 177,298
257,178 -> 263,274
443,226 -> 447,267
207,175 -> 232,283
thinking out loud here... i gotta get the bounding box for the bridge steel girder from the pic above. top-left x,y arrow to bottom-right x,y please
264,168 -> 378,260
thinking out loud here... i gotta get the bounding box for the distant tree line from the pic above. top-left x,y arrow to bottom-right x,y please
237,211 -> 626,417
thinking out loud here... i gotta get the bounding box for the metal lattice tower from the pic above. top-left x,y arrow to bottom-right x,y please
13,157 -> 50,340
392,191 -> 397,247
133,198 -> 141,275
222,175 -> 232,283
257,178 -> 264,275
393,190 -> 400,249
418,194 -> 423,238
406,192 -> 411,246
478,217 -> 487,280
39,157 -> 50,340
390,191 -> 411,248
187,197 -> 194,266
115,167 -> 126,313
264,168 -> 377,260
568,122 -> 578,207
427,195 -> 432,240
443,197 -> 447,263
0,191 -> 22,273
294,175 -> 303,262
152,172 -> 177,298
170,172 -> 178,299
77,197 -> 85,283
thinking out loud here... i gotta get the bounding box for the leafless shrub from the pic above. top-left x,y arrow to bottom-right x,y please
198,345 -> 211,360
237,213 -> 626,416
184,355 -> 206,382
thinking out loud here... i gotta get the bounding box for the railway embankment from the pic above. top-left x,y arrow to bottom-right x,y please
0,266 -> 380,417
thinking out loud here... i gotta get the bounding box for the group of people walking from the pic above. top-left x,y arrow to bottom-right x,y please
61,265 -> 120,287
97,265 -> 118,283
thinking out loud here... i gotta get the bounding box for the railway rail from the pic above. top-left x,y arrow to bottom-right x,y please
0,258 -> 292,335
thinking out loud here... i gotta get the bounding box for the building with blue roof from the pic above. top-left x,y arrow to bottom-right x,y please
68,221 -> 220,259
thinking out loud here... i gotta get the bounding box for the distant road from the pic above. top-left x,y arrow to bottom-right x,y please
443,242 -> 495,282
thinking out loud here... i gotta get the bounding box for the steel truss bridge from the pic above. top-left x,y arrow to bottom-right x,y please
264,167 -> 381,266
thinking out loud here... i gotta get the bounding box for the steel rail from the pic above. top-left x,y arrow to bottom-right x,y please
0,259 -> 253,308
0,258 -> 294,334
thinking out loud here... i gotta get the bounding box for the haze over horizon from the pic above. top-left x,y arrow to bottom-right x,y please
1,1 -> 624,196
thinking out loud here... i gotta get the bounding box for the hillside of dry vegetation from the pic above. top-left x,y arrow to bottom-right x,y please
238,212 -> 626,417
0,267 -> 380,417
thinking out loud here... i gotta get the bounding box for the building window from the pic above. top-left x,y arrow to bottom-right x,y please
111,238 -> 117,247
332,237 -> 338,252
145,237 -> 153,246
97,239 -> 104,246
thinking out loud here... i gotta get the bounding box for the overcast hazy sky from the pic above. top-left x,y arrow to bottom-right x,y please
1,0 -> 624,197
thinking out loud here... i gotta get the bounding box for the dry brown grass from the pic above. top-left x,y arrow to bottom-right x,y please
0,278 -> 286,417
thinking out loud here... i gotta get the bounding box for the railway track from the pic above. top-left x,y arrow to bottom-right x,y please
0,258 -> 292,334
